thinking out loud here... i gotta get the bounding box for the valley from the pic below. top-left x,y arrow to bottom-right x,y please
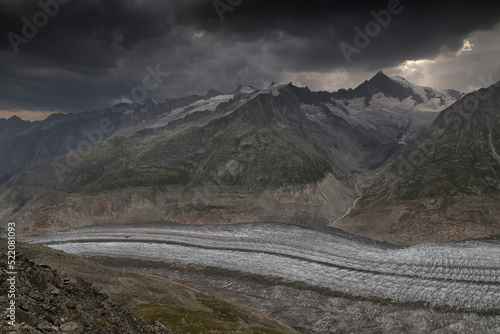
2,72 -> 500,333
23,222 -> 500,333
3,3 -> 500,332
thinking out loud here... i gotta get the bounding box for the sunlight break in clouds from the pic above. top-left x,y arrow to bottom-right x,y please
383,26 -> 500,93
390,39 -> 475,88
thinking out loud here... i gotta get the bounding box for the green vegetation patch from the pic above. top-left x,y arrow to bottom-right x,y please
136,293 -> 285,334
91,166 -> 189,191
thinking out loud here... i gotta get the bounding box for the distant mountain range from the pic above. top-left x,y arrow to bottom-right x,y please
3,71 -> 498,244
0,110 -> 123,184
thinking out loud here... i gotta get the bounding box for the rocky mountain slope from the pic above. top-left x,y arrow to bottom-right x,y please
0,111 -> 124,185
0,252 -> 172,334
0,238 -> 298,333
0,73 -> 459,236
336,81 -> 500,244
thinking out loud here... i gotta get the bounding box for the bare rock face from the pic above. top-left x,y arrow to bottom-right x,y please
0,252 -> 172,334
336,194 -> 500,245
1,171 -> 358,236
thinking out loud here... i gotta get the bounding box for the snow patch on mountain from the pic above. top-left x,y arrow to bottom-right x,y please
301,104 -> 327,123
389,75 -> 456,111
249,83 -> 289,100
171,94 -> 234,115
389,75 -> 411,87
237,86 -> 258,94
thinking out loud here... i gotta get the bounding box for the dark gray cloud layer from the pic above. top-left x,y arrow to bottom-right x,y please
1,0 -> 500,115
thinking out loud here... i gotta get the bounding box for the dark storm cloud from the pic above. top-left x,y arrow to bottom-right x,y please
0,0 -> 499,115
188,0 -> 500,71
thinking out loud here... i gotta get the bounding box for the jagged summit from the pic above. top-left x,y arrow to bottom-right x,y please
331,71 -> 458,109
7,115 -> 24,122
331,71 -> 412,104
373,70 -> 390,79
0,115 -> 29,125
204,88 -> 221,99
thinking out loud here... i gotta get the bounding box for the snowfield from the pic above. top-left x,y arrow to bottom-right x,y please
23,223 -> 500,312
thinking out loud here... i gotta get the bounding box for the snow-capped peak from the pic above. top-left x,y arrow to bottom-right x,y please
170,93 -> 234,116
389,75 -> 411,87
387,75 -> 457,109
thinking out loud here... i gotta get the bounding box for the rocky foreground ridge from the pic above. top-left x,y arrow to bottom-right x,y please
0,239 -> 298,334
0,251 -> 172,333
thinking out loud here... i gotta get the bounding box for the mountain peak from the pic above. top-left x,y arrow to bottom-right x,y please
332,71 -> 414,105
332,71 -> 456,108
369,72 -> 415,89
204,89 -> 221,99
373,70 -> 389,78
7,115 -> 28,124
8,115 -> 22,121
368,71 -> 397,85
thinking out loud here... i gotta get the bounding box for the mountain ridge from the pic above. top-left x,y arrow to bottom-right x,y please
335,81 -> 500,244
0,72 -> 464,237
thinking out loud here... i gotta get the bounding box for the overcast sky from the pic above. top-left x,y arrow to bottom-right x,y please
1,0 -> 500,120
